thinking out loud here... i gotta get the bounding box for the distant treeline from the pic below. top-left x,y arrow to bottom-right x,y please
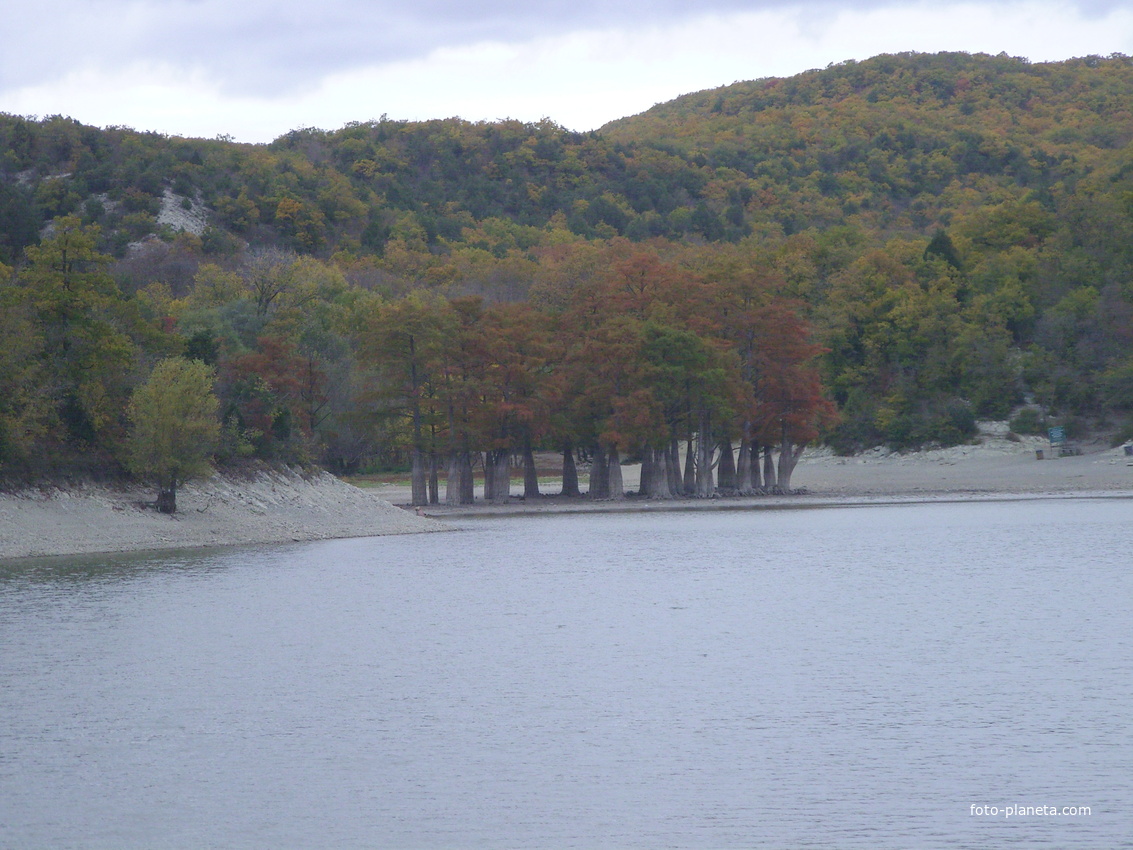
3,51 -> 1133,484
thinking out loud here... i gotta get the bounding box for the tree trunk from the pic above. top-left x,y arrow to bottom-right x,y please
668,439 -> 684,496
717,438 -> 736,494
408,338 -> 426,506
589,444 -> 609,499
490,449 -> 511,501
483,450 -> 495,501
446,451 -> 474,505
522,441 -> 540,498
499,451 -> 512,499
695,416 -> 715,497
157,481 -> 177,514
751,439 -> 763,491
737,438 -> 753,494
607,445 -> 624,500
445,453 -> 461,505
410,447 -> 427,506
561,442 -> 580,497
763,445 -> 777,492
639,446 -> 655,497
777,433 -> 806,492
460,452 -> 475,503
428,452 -> 439,505
650,445 -> 673,498
682,433 -> 696,495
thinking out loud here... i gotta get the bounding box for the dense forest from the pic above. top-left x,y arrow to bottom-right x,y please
3,51 -> 1133,500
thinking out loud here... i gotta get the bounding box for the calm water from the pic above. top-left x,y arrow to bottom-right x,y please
1,499 -> 1130,849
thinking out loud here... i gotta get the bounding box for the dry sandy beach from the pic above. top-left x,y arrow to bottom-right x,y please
789,431 -> 1133,498
2,427 -> 1131,560
0,467 -> 440,561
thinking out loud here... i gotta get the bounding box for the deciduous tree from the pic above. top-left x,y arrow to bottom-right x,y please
127,357 -> 220,513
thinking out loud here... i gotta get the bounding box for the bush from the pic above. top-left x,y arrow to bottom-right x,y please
1009,408 -> 1044,435
881,400 -> 977,451
1061,415 -> 1087,439
1102,359 -> 1133,410
825,390 -> 883,454
1109,421 -> 1133,447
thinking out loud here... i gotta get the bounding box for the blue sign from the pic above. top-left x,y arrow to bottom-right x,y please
1049,426 -> 1065,444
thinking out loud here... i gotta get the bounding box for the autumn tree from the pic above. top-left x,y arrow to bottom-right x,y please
357,292 -> 454,505
243,248 -> 300,317
435,297 -> 487,505
638,322 -> 721,497
472,303 -> 556,501
751,304 -> 837,491
560,307 -> 648,500
219,336 -> 315,462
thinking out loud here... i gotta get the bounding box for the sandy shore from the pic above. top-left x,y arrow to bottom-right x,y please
788,435 -> 1133,497
4,428 -> 1130,559
367,430 -> 1133,518
0,467 -> 441,561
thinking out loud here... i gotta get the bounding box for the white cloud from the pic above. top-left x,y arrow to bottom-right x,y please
4,1 -> 1131,142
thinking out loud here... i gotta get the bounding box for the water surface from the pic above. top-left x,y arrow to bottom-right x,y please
2,499 -> 1130,848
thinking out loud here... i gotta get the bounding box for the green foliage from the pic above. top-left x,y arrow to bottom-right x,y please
1109,420 -> 1133,447
877,397 -> 978,451
21,216 -> 141,446
1009,408 -> 1045,435
4,51 -> 1133,470
0,278 -> 51,470
127,357 -> 220,510
1101,357 -> 1133,410
0,182 -> 40,264
924,229 -> 961,269
5,53 -> 1133,269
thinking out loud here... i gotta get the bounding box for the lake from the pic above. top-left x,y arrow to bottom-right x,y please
1,498 -> 1130,848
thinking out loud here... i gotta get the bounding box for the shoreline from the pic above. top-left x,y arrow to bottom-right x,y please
381,435 -> 1133,518
0,467 -> 441,562
410,487 -> 1133,520
3,435 -> 1131,561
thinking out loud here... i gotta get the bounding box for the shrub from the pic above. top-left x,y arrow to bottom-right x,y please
880,400 -> 977,451
1109,421 -> 1133,447
1009,408 -> 1044,435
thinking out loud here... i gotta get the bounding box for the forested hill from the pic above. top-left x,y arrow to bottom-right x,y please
602,51 -> 1133,236
5,52 -> 1133,261
2,51 -> 1133,485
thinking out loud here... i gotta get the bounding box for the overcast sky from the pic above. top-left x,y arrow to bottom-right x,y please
3,0 -> 1132,143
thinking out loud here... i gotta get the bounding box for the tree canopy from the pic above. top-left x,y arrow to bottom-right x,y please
3,51 -> 1133,489
127,357 -> 220,512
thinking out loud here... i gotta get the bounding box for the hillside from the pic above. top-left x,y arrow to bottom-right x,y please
602,51 -> 1133,235
2,51 -> 1133,484
3,53 -> 1132,262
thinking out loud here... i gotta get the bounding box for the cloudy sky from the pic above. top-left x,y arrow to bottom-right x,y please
4,0 -> 1133,143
